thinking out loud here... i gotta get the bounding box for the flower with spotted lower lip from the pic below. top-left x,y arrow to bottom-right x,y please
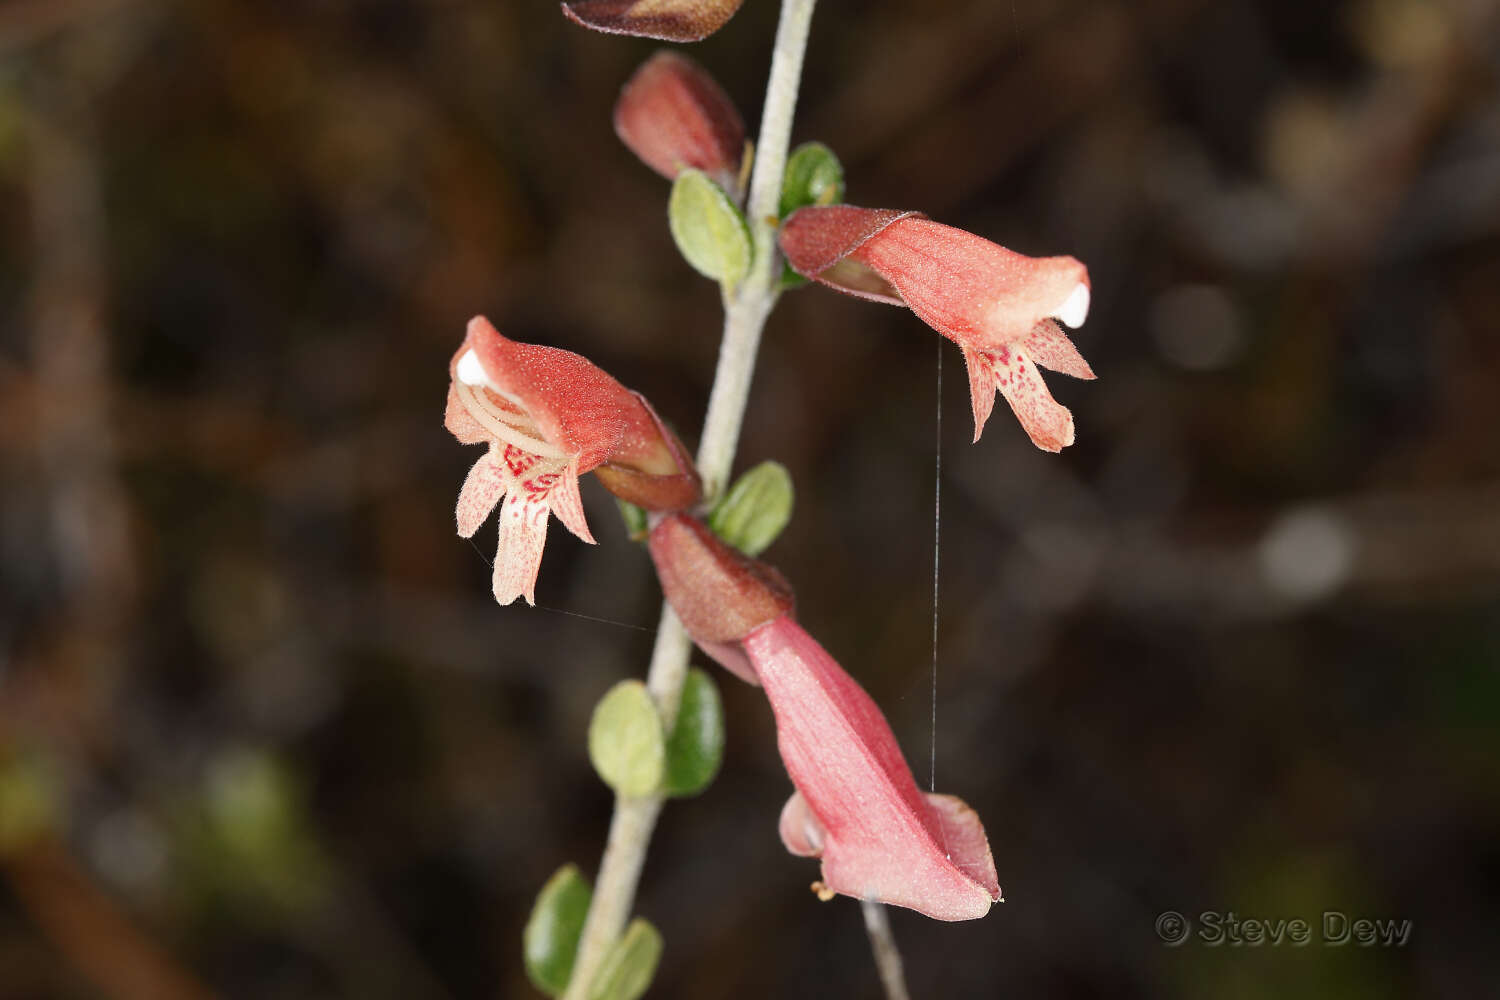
779,205 -> 1096,452
446,317 -> 698,605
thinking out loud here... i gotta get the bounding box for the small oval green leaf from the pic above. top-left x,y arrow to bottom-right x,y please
707,460 -> 794,557
588,681 -> 666,798
662,668 -> 725,797
779,141 -> 845,219
587,918 -> 663,1000
668,169 -> 752,287
524,864 -> 593,997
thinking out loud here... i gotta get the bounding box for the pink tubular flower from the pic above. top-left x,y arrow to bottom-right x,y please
647,513 -> 1000,920
748,617 -> 1002,921
779,205 -> 1096,452
615,51 -> 746,199
446,317 -> 699,605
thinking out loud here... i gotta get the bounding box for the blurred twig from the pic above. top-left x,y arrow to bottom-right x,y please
3,835 -> 218,1000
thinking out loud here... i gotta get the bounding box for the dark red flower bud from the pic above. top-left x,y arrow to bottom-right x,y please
647,513 -> 794,683
562,0 -> 745,43
614,51 -> 747,199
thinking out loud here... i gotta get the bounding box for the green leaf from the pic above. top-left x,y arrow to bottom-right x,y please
588,681 -> 666,798
707,460 -> 794,557
587,918 -> 663,1000
778,141 -> 845,219
615,498 -> 648,542
524,864 -> 593,997
668,169 -> 752,287
662,669 -> 725,797
778,260 -> 809,291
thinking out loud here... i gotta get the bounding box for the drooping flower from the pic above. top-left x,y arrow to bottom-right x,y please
562,0 -> 745,43
647,513 -> 1001,920
615,51 -> 747,200
779,205 -> 1096,452
446,317 -> 698,605
750,616 -> 1002,921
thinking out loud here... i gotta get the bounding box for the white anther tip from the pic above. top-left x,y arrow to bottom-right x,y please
456,349 -> 491,388
1054,283 -> 1090,329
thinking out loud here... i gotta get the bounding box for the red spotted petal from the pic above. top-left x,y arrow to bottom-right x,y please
545,459 -> 595,545
983,344 -> 1075,452
493,491 -> 551,606
456,448 -> 512,538
1024,318 -> 1096,379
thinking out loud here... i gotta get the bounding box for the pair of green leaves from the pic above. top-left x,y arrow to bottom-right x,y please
667,142 -> 844,290
588,668 -> 724,799
525,866 -> 662,1000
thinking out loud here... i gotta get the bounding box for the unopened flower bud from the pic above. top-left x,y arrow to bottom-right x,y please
615,51 -> 747,198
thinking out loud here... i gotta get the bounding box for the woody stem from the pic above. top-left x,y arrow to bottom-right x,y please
694,0 -> 817,499
560,2 -> 819,998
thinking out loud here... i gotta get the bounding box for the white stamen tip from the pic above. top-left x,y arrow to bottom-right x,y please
456,349 -> 493,389
1054,283 -> 1090,329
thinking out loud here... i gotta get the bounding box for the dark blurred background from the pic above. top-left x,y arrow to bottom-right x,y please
2,0 -> 1498,997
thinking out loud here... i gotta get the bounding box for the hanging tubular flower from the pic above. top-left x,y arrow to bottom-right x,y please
446,318 -> 699,605
615,51 -> 747,200
779,205 -> 1096,452
647,513 -> 1000,920
748,617 -> 1002,921
562,0 -> 745,42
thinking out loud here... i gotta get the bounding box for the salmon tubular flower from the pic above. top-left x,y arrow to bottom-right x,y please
779,205 -> 1097,452
615,51 -> 747,200
749,617 -> 1002,921
446,317 -> 699,606
647,514 -> 1001,920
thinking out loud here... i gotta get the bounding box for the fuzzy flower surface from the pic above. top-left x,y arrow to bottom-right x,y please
748,616 -> 1002,921
780,205 -> 1096,451
647,514 -> 1000,920
615,50 -> 746,199
446,317 -> 697,605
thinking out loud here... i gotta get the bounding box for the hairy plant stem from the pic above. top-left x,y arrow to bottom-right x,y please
559,3 -> 819,998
